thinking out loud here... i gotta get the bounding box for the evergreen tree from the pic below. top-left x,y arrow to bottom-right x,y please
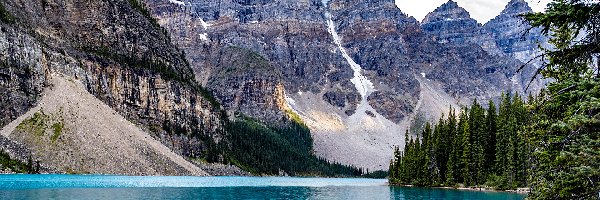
484,100 -> 497,178
495,93 -> 511,185
446,109 -> 463,186
468,99 -> 487,185
431,116 -> 444,182
419,123 -> 433,185
460,107 -> 473,186
522,1 -> 600,197
390,98 -> 531,189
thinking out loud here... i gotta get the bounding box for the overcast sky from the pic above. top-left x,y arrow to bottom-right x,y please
395,0 -> 551,23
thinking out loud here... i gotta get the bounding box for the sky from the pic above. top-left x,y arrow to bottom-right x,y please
395,0 -> 551,24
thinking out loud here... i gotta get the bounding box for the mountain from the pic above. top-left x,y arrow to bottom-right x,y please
0,0 -> 548,173
0,0 -> 224,175
421,0 -> 502,56
483,0 -> 548,90
142,0 -> 547,171
486,0 -> 542,61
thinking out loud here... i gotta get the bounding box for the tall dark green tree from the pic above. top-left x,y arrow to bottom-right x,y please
390,99 -> 530,189
468,99 -> 487,185
484,100 -> 497,178
495,93 -> 511,184
522,0 -> 600,198
419,122 -> 433,185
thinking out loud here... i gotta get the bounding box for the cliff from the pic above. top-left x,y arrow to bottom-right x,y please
140,0 -> 548,171
0,0 -> 549,172
0,0 -> 224,175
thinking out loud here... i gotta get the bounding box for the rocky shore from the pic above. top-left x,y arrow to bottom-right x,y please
391,184 -> 530,194
192,161 -> 251,176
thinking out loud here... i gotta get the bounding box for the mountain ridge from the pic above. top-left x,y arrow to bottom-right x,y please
0,0 -> 548,173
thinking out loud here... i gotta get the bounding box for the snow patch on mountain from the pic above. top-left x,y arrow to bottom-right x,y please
199,33 -> 208,41
324,12 -> 375,101
168,0 -> 185,6
199,18 -> 210,30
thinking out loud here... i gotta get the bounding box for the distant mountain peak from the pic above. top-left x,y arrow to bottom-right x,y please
501,0 -> 533,15
422,0 -> 472,23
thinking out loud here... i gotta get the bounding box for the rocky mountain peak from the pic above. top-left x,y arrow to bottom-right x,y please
422,0 -> 472,23
501,0 -> 533,15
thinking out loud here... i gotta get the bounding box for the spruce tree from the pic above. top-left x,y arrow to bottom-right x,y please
484,100 -> 497,178
420,123 -> 433,185
460,108 -> 473,186
468,99 -> 487,185
446,109 -> 462,186
495,93 -> 511,187
523,1 -> 600,197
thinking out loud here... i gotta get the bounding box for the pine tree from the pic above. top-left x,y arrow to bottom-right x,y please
390,97 -> 532,189
495,93 -> 511,186
484,100 -> 497,178
446,109 -> 462,186
523,1 -> 600,197
460,107 -> 473,186
468,99 -> 487,185
420,123 -> 433,185
432,116 -> 445,182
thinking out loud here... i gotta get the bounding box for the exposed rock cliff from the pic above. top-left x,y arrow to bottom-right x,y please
485,0 -> 544,61
146,0 -> 359,125
2,76 -> 207,175
328,0 -> 421,123
0,0 -> 549,172
206,46 -> 289,124
144,0 -> 548,171
421,0 -> 502,56
0,0 -> 225,174
484,0 -> 548,90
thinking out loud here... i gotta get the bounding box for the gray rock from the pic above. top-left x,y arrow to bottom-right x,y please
0,0 -> 226,171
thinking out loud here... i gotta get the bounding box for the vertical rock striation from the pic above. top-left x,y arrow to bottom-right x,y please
0,0 -> 226,172
144,0 -> 549,170
484,0 -> 548,91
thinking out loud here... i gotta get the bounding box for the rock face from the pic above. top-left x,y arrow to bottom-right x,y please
484,0 -> 548,90
421,0 -> 502,56
0,0 -> 549,172
146,0 -> 355,126
2,77 -> 208,175
206,46 -> 289,124
143,0 -> 548,170
485,0 -> 544,61
328,0 -> 421,123
0,24 -> 48,130
0,0 -> 225,174
421,0 -> 480,45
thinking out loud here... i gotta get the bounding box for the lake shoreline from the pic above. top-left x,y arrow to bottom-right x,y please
389,184 -> 530,194
0,175 -> 527,199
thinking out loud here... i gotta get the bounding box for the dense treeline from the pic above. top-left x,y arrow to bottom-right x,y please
221,115 -> 365,177
389,94 -> 530,189
391,0 -> 600,198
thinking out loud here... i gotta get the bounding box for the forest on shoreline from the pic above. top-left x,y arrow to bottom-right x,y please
390,0 -> 599,199
389,94 -> 529,190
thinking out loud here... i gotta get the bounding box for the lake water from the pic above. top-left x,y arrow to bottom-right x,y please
0,175 -> 525,199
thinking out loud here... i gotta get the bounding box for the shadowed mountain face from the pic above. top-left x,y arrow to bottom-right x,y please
420,0 -> 502,56
143,0 -> 546,170
483,0 -> 548,90
485,0 -> 547,61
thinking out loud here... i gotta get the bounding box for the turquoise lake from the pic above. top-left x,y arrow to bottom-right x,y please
0,175 -> 525,199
